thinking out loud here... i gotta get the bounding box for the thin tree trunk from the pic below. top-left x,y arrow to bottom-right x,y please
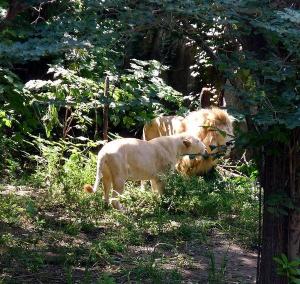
103,76 -> 109,141
63,107 -> 73,140
94,94 -> 99,140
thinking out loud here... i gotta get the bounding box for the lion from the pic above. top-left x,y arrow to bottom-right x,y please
176,107 -> 234,175
143,107 -> 234,176
84,134 -> 207,210
142,115 -> 185,140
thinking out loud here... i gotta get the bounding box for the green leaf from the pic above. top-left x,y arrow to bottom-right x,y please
273,256 -> 284,266
3,118 -> 12,127
290,260 -> 300,267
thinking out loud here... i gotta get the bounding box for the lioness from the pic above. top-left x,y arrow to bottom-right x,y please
143,107 -> 234,175
84,134 -> 206,210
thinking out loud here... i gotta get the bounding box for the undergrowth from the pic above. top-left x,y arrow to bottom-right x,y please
0,141 -> 259,283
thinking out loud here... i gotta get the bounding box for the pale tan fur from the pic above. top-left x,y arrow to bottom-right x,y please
85,134 -> 206,210
142,116 -> 185,140
143,107 -> 234,176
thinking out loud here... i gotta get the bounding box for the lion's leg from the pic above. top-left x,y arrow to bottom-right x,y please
111,177 -> 125,211
102,176 -> 112,205
102,164 -> 112,206
150,178 -> 165,195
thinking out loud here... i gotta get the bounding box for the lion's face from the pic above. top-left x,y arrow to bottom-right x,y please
186,108 -> 234,157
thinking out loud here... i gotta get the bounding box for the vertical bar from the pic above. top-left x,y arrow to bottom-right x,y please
103,76 -> 109,141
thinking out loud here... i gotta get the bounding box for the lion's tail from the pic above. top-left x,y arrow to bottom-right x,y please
84,152 -> 106,193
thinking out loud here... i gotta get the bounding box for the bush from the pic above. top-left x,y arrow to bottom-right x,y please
31,137 -> 97,192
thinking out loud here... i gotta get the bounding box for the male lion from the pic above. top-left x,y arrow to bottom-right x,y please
176,107 -> 234,175
143,107 -> 234,176
84,134 -> 206,210
142,115 -> 185,140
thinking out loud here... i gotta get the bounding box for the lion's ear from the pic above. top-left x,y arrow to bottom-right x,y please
183,138 -> 192,148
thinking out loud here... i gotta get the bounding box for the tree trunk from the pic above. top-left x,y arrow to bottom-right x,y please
258,129 -> 300,283
258,143 -> 289,284
288,129 -> 300,260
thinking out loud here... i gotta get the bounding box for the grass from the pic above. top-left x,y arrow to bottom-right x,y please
207,248 -> 229,284
0,143 -> 259,283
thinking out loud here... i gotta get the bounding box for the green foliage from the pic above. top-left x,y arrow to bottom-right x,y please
24,65 -> 100,138
24,59 -> 184,139
0,68 -> 37,132
127,260 -> 182,284
160,171 -> 259,246
110,59 -> 185,128
0,0 -> 299,142
0,136 -> 21,181
219,2 -> 300,133
0,0 -> 184,180
0,68 -> 36,182
0,68 -> 31,181
29,136 -> 98,189
0,191 -> 37,225
90,238 -> 124,263
0,68 -> 23,127
273,254 -> 300,284
96,274 -> 116,284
